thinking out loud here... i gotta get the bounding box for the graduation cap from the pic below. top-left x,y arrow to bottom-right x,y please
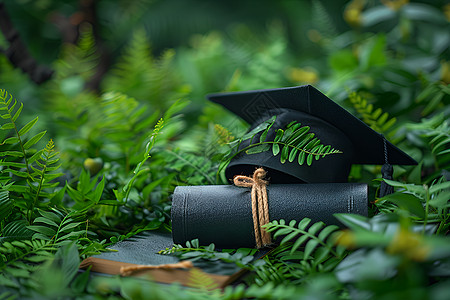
207,85 -> 416,187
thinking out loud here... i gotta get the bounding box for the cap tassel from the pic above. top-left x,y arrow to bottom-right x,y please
379,137 -> 394,197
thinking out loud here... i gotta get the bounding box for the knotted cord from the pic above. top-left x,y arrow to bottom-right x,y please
233,168 -> 271,248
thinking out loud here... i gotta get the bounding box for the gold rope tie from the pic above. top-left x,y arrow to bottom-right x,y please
120,260 -> 194,276
233,168 -> 271,248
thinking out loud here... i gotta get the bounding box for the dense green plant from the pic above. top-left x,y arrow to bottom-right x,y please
376,178 -> 450,234
0,0 -> 449,298
0,88 -> 182,296
347,91 -> 397,136
0,90 -> 54,223
254,218 -> 346,287
333,213 -> 450,299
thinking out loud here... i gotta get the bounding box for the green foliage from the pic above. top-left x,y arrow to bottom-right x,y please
0,0 -> 449,297
400,114 -> 450,180
28,209 -> 86,245
163,149 -> 217,185
102,28 -> 189,111
377,177 -> 450,234
0,89 -> 46,179
159,238 -> 261,269
53,23 -> 98,82
0,90 -> 56,222
0,188 -> 12,223
333,213 -> 450,299
416,82 -> 450,116
256,218 -> 346,285
187,268 -> 220,291
348,91 -> 397,134
227,23 -> 291,91
264,219 -> 343,259
0,239 -> 56,289
220,116 -> 342,177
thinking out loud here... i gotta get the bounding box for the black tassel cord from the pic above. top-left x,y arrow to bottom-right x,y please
379,137 -> 394,197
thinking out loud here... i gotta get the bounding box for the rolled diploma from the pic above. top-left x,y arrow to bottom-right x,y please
171,183 -> 367,248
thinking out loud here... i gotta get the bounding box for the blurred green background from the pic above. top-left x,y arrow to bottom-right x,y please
1,0 -> 449,181
2,0 -> 448,112
1,0 -> 449,184
1,1 -> 450,298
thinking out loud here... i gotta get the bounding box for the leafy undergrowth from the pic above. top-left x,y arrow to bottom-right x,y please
1,1 -> 449,298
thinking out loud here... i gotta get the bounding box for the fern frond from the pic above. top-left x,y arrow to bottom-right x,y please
0,188 -> 12,223
54,23 -> 99,80
0,91 -> 52,214
187,268 -> 219,290
416,82 -> 450,116
257,218 -> 346,284
100,92 -> 140,130
163,149 -> 216,185
225,116 -> 342,168
263,218 -> 343,259
27,140 -> 63,220
0,220 -> 34,244
0,90 -> 48,171
214,124 -> 235,145
311,0 -> 337,38
1,90 -> 31,175
426,120 -> 450,157
404,114 -> 450,170
28,209 -> 85,246
104,28 -> 153,95
160,239 -> 258,269
0,239 -> 56,293
0,239 -> 56,273
102,28 -> 187,110
348,91 -> 396,134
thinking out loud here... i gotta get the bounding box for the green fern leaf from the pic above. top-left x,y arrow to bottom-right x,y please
187,268 -> 219,290
304,239 -> 320,259
23,131 -> 47,150
225,116 -> 341,170
18,117 -> 38,136
0,151 -> 23,157
0,189 -> 12,222
298,150 -> 306,165
11,102 -> 23,122
263,218 -> 342,258
1,137 -> 19,144
348,91 -> 396,134
0,239 -> 56,276
28,209 -> 84,245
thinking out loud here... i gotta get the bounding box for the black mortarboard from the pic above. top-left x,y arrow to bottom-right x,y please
208,85 -> 417,184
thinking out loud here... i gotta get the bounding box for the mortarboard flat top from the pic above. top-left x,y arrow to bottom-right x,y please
207,85 -> 416,183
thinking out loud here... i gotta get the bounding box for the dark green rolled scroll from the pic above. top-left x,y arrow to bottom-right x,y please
171,183 -> 367,248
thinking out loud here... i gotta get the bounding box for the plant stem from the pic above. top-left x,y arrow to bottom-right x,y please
218,140 -> 342,178
423,184 -> 430,234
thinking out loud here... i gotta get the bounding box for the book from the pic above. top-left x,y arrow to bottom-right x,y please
79,230 -> 258,289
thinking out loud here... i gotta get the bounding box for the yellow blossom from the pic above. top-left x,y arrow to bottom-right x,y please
444,4 -> 450,22
288,67 -> 319,85
344,0 -> 365,27
307,29 -> 322,43
334,230 -> 356,249
386,228 -> 430,261
381,0 -> 409,11
441,60 -> 450,84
